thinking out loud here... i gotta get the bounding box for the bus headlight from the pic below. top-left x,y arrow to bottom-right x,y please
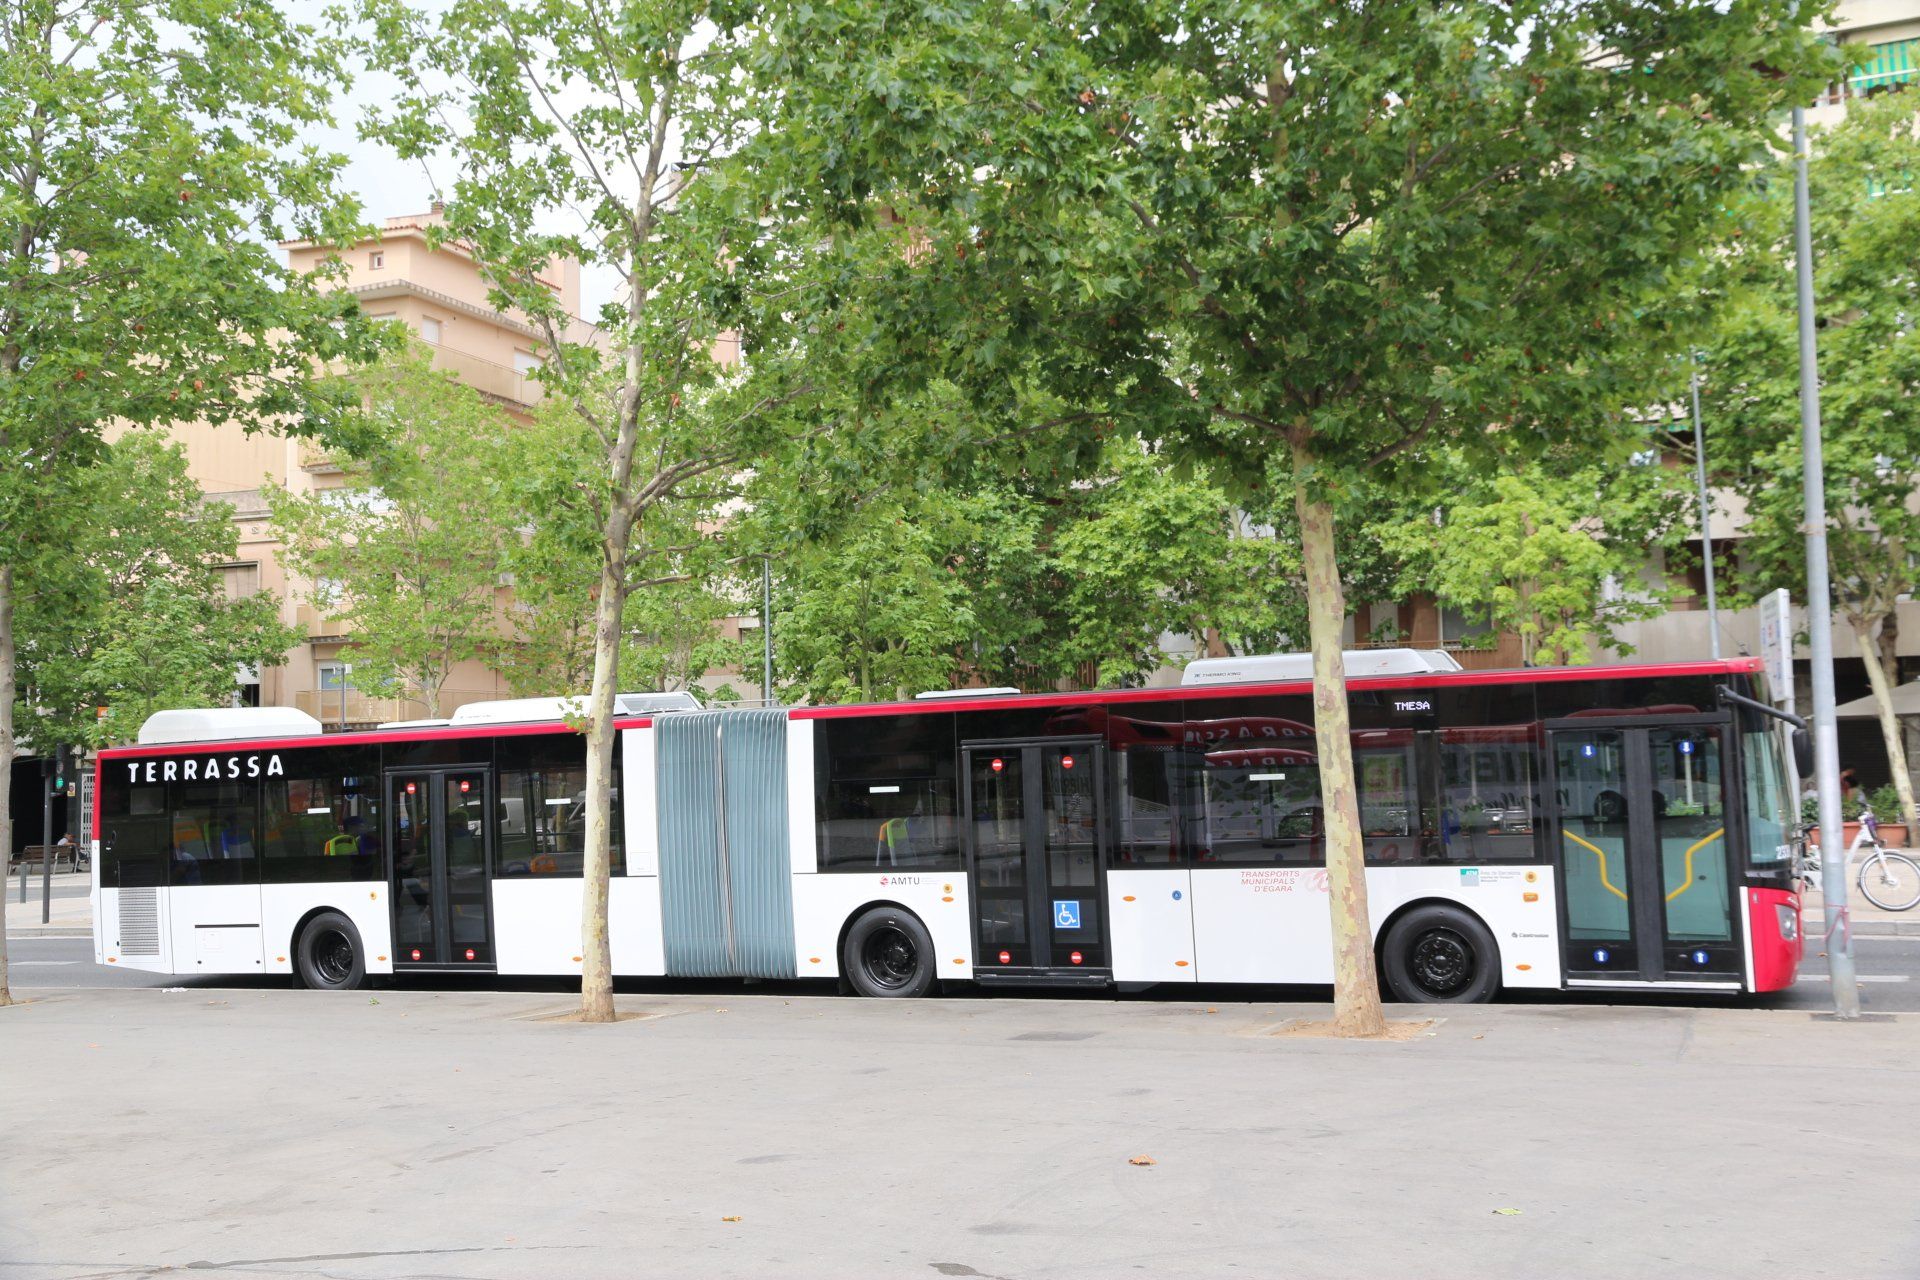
1776,903 -> 1798,942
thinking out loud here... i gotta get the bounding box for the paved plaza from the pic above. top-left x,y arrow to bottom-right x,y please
1,985 -> 1916,1279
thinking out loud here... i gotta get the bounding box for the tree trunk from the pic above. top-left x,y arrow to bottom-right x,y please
1856,618 -> 1919,835
0,563 -> 15,1006
578,542 -> 630,1023
1292,439 -> 1386,1037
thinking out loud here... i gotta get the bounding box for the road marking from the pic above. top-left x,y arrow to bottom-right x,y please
9,960 -> 78,966
1795,973 -> 1908,982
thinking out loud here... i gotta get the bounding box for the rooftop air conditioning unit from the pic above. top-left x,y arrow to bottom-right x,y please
136,707 -> 326,745
1180,648 -> 1464,687
915,687 -> 1021,700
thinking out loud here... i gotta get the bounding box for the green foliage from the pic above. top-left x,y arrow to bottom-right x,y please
771,493 -> 979,704
755,435 -> 1307,701
16,434 -> 301,749
1697,89 -> 1920,635
0,0 -> 390,516
1373,452 -> 1690,665
267,349 -> 522,716
766,0 -> 1837,490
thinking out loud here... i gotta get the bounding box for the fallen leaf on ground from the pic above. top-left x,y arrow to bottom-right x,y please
722,1215 -> 743,1223
1492,1208 -> 1522,1216
1128,1155 -> 1157,1166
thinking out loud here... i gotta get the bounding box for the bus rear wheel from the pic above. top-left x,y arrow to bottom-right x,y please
843,907 -> 936,998
295,911 -> 369,991
1381,905 -> 1499,1004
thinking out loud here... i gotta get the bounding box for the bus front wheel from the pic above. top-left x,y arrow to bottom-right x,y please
295,911 -> 369,992
1380,905 -> 1499,1004
842,907 -> 936,998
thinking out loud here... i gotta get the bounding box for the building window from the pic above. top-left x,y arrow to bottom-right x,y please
218,562 -> 260,601
513,349 -> 543,376
418,316 -> 442,344
1437,604 -> 1493,651
318,662 -> 355,693
369,251 -> 385,270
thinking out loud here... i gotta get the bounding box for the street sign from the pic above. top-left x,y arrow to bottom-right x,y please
1758,587 -> 1794,712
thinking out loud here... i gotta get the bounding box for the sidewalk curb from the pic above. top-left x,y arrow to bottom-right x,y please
5,928 -> 90,939
1807,916 -> 1920,938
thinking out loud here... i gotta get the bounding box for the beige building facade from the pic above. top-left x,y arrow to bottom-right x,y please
139,207 -> 592,727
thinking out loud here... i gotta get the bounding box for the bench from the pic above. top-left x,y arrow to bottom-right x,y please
7,844 -> 84,875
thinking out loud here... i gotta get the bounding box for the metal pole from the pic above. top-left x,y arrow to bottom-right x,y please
1794,106 -> 1859,1019
762,556 -> 774,706
41,754 -> 53,924
1689,362 -> 1721,660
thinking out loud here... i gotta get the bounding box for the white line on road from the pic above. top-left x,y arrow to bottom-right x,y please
1795,973 -> 1909,982
8,960 -> 78,966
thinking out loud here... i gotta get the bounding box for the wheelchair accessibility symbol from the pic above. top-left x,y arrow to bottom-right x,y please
1053,900 -> 1081,929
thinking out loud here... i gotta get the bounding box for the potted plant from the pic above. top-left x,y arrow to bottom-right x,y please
1805,785 -> 1911,849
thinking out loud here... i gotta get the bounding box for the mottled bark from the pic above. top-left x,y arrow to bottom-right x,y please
578,547 -> 629,1023
1292,439 -> 1386,1037
1856,619 -> 1919,835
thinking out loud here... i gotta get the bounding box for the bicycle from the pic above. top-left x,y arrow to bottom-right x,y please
1850,807 -> 1920,911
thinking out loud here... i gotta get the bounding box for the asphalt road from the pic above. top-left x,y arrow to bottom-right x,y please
11,932 -> 1920,1010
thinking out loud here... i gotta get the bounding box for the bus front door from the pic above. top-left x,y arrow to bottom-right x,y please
963,740 -> 1108,982
1549,725 -> 1740,988
388,769 -> 495,969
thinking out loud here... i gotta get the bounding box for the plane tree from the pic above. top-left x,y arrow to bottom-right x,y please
766,0 -> 1834,1032
0,0 -> 385,1006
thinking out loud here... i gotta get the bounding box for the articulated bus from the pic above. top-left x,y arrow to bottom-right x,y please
91,654 -> 1804,1002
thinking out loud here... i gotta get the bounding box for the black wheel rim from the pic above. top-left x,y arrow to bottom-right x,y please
1408,927 -> 1474,997
861,925 -> 918,990
313,929 -> 355,986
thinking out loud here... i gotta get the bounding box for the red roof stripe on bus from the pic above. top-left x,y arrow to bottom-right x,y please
94,657 -> 1759,754
790,657 -> 1762,720
95,716 -> 656,759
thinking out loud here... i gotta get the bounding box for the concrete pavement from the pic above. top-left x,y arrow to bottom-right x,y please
2,987 -> 1916,1279
4,871 -> 91,938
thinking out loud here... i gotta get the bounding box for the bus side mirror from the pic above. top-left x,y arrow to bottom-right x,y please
1792,728 -> 1814,778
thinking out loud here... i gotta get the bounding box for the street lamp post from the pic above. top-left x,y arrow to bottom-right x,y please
1793,104 -> 1859,1019
1688,360 -> 1721,660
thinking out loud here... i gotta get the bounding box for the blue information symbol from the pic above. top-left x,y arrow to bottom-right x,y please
1581,744 -> 1596,759
1679,740 -> 1695,756
1692,949 -> 1710,966
1594,947 -> 1611,964
1053,899 -> 1082,929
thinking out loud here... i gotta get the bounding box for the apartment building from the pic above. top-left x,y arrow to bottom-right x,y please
139,206 -> 587,727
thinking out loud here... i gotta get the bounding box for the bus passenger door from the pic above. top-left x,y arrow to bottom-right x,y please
963,740 -> 1108,982
1549,725 -> 1739,988
388,769 -> 495,969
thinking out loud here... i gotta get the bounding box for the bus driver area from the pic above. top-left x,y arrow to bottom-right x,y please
88,651 -> 1802,1003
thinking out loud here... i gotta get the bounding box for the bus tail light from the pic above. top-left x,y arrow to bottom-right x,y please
1776,903 -> 1798,942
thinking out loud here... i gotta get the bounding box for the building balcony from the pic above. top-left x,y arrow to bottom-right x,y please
297,604 -> 352,640
424,343 -> 542,411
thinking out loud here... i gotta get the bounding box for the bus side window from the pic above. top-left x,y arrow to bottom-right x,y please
1112,746 -> 1181,865
1431,729 -> 1539,863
